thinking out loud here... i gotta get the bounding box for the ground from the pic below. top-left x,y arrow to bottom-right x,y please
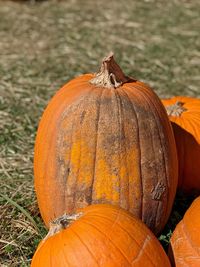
0,0 -> 199,266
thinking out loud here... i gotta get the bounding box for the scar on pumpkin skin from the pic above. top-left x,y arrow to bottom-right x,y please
151,181 -> 166,200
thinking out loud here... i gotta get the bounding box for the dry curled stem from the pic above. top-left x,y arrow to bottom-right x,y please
165,101 -> 187,117
44,212 -> 83,241
90,52 -> 135,88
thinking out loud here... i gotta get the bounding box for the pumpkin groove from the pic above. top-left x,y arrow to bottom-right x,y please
119,88 -> 142,217
69,228 -> 102,265
79,216 -> 155,264
73,222 -> 133,265
138,88 -> 169,227
125,84 -> 170,228
34,54 -> 178,234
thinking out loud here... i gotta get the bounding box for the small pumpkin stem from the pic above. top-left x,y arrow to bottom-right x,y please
44,213 -> 83,241
90,52 -> 135,88
165,101 -> 187,117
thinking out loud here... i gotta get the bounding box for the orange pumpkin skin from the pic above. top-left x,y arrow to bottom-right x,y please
169,197 -> 200,267
162,96 -> 200,194
31,204 -> 171,267
34,55 -> 178,234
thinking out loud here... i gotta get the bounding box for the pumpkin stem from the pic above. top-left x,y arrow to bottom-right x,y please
90,52 -> 136,88
165,101 -> 187,117
44,213 -> 83,241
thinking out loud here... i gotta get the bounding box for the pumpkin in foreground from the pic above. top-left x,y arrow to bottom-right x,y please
162,96 -> 200,194
31,204 -> 171,267
169,196 -> 200,267
34,53 -> 178,234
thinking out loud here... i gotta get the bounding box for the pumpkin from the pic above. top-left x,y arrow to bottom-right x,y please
34,53 -> 178,234
31,204 -> 171,267
169,196 -> 200,267
162,96 -> 200,194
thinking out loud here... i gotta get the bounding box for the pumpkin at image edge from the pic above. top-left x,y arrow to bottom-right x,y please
34,53 -> 178,234
169,196 -> 200,267
31,204 -> 171,267
162,96 -> 200,194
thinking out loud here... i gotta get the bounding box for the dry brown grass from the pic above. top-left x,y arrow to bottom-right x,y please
0,0 -> 199,266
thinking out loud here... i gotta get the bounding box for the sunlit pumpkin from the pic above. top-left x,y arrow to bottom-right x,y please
34,53 -> 178,234
31,204 -> 171,267
162,96 -> 200,194
169,196 -> 200,267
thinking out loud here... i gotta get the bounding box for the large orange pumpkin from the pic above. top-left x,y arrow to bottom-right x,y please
169,196 -> 200,267
34,53 -> 178,234
31,204 -> 171,267
162,96 -> 200,194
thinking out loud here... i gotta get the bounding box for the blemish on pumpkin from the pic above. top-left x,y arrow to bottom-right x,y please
151,181 -> 166,200
75,186 -> 93,206
80,110 -> 86,124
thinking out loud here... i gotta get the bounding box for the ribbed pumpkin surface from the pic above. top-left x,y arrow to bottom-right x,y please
169,197 -> 200,267
162,96 -> 200,194
34,56 -> 178,234
31,204 -> 171,267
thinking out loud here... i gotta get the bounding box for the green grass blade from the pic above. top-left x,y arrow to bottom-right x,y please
0,193 -> 39,232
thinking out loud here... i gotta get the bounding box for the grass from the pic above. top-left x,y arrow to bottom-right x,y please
0,0 -> 199,265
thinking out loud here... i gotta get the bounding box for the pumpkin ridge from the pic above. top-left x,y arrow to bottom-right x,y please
182,220 -> 200,256
80,217 -> 157,266
120,88 -> 143,219
130,85 -> 170,234
124,84 -> 160,229
80,211 -> 160,265
81,212 -> 148,239
58,92 -> 91,212
131,84 -> 162,229
169,197 -> 200,266
120,88 -> 141,213
71,105 -> 82,210
128,83 -> 170,231
53,231 -> 70,267
38,84 -> 93,223
107,89 -> 122,204
114,90 -> 123,209
128,83 -> 168,185
80,210 -> 138,224
62,103 -> 80,212
144,87 -> 172,225
131,235 -> 152,265
69,228 -> 100,266
39,79 -> 92,136
145,93 -> 175,230
91,89 -> 105,203
42,107 -> 72,222
78,219 -> 132,266
171,221 -> 200,267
